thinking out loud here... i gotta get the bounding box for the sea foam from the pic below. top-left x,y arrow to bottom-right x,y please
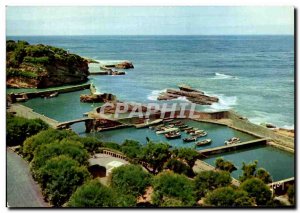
213,72 -> 238,80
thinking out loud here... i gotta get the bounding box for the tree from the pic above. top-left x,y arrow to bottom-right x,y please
215,158 -> 237,173
138,142 -> 171,174
31,139 -> 89,171
194,170 -> 232,198
172,148 -> 199,168
35,155 -> 90,207
152,171 -> 196,207
204,186 -> 253,207
240,178 -> 272,206
239,161 -> 272,183
110,164 -> 151,197
255,168 -> 272,184
121,140 -> 142,159
6,114 -> 48,147
71,136 -> 103,153
22,129 -> 76,161
68,180 -> 136,207
163,158 -> 194,177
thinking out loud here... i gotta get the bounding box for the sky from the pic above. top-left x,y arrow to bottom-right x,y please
6,6 -> 294,36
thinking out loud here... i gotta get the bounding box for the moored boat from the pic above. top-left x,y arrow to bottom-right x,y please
194,132 -> 207,138
195,139 -> 212,146
224,137 -> 241,145
190,130 -> 205,136
165,131 -> 181,139
183,136 -> 197,142
156,127 -> 179,134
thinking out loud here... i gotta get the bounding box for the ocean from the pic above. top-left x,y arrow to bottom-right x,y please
7,35 -> 294,128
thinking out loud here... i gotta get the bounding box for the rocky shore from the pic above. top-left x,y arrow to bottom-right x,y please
157,84 -> 219,105
80,93 -> 117,103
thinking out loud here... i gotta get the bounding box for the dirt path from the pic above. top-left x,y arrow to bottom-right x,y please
7,148 -> 49,207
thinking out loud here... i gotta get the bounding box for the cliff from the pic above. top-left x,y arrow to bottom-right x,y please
6,40 -> 89,88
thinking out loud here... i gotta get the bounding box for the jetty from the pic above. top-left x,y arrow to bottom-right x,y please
198,138 -> 268,156
57,118 -> 94,130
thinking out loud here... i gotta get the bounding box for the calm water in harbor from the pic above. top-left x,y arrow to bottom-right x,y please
84,119 -> 257,150
7,35 -> 294,128
203,145 -> 294,181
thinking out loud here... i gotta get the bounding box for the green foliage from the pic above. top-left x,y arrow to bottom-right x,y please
194,170 -> 232,198
164,158 -> 194,177
110,164 -> 151,197
22,129 -> 76,161
239,161 -> 272,183
215,158 -> 237,173
23,56 -> 50,65
287,184 -> 295,205
6,114 -> 48,146
152,171 -> 196,207
35,155 -> 90,206
121,139 -> 142,159
172,147 -> 199,168
6,40 -> 17,52
240,178 -> 272,206
31,139 -> 89,171
71,136 -> 103,153
103,142 -> 122,151
68,180 -> 136,207
7,68 -> 38,79
139,142 -> 171,174
204,186 -> 253,207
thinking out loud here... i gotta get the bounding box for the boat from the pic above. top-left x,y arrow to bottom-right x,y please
178,124 -> 188,129
149,124 -> 164,130
169,120 -> 183,125
136,119 -> 163,129
165,131 -> 181,139
195,139 -> 212,146
224,137 -> 241,145
163,118 -> 174,123
194,132 -> 207,138
190,130 -> 205,136
183,136 -> 197,142
185,128 -> 198,133
156,127 -> 179,134
182,126 -> 193,131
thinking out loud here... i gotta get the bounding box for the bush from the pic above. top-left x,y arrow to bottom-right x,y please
70,136 -> 103,153
103,142 -> 122,151
204,186 -> 253,207
35,155 -> 90,206
215,158 -> 237,173
163,158 -> 194,177
110,164 -> 151,197
31,139 -> 89,171
23,56 -> 50,65
121,140 -> 142,159
172,148 -> 199,168
7,68 -> 38,79
239,161 -> 272,183
22,129 -> 76,161
152,171 -> 196,207
6,114 -> 48,146
240,178 -> 272,206
287,184 -> 295,205
194,170 -> 232,199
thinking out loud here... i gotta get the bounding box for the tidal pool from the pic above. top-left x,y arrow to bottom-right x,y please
203,145 -> 294,181
84,119 -> 257,151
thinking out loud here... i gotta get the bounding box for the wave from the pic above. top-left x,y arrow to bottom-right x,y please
147,89 -> 166,101
212,72 -> 238,80
248,111 -> 294,129
209,94 -> 238,110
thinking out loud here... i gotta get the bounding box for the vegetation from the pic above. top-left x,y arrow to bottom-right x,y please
215,158 -> 237,173
240,178 -> 272,205
163,158 -> 194,177
110,164 -> 151,197
68,180 -> 136,207
287,184 -> 295,205
204,186 -> 254,207
239,161 -> 272,183
6,113 -> 48,146
194,170 -> 232,199
152,171 -> 196,207
172,147 -> 199,168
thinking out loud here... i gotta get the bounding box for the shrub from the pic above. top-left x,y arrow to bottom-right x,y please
163,158 -> 194,177
215,158 -> 237,173
6,114 -> 48,146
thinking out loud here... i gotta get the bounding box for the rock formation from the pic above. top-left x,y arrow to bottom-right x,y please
80,93 -> 117,103
157,84 -> 219,105
6,40 -> 89,88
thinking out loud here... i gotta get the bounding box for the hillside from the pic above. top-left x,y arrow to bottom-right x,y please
6,40 -> 89,88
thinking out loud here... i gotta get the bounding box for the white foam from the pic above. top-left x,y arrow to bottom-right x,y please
147,89 -> 166,101
282,124 -> 294,130
212,72 -> 238,80
209,94 -> 238,110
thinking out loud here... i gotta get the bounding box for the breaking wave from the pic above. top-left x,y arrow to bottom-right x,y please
209,94 -> 238,110
147,89 -> 166,101
213,72 -> 238,80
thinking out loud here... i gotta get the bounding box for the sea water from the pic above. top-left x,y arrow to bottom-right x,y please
7,35 -> 294,128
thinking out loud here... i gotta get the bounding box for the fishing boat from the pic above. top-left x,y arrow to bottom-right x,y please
195,139 -> 212,146
183,136 -> 197,142
149,124 -> 164,130
194,132 -> 207,138
190,130 -> 205,136
182,126 -> 193,131
224,137 -> 241,145
185,128 -> 198,133
156,127 -> 179,134
165,131 -> 181,139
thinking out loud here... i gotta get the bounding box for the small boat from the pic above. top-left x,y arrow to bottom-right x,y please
163,118 -> 174,123
165,131 -> 181,139
49,92 -> 59,98
169,121 -> 183,125
156,127 -> 179,134
190,130 -> 205,136
149,124 -> 164,130
183,136 -> 197,142
224,137 -> 241,145
182,126 -> 193,131
185,128 -> 198,133
178,124 -> 188,128
194,132 -> 207,138
195,139 -> 212,146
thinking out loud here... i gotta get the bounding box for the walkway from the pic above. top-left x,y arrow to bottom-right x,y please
7,148 -> 49,207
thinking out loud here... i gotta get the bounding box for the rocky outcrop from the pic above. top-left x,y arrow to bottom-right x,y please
6,40 -> 89,88
80,93 -> 117,103
115,61 -> 134,69
157,85 -> 219,105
